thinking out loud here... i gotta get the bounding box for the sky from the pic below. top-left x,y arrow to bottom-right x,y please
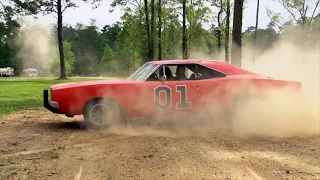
22,0 -> 313,31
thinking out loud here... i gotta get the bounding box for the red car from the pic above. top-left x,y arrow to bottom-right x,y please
43,60 -> 301,129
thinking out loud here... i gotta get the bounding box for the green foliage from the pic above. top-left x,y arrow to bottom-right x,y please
186,0 -> 213,55
100,44 -> 116,73
243,26 -> 279,54
101,44 -> 116,63
51,41 -> 75,76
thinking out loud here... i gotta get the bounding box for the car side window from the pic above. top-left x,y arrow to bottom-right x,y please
196,64 -> 226,79
145,63 -> 225,81
147,64 -> 192,81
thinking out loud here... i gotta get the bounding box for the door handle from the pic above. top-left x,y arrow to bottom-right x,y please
190,85 -> 199,88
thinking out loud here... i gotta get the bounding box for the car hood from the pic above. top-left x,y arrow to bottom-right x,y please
50,79 -> 138,90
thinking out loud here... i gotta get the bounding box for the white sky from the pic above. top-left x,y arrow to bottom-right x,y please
23,0 -> 318,31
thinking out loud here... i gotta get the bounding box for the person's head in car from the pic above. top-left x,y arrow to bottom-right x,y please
175,65 -> 187,80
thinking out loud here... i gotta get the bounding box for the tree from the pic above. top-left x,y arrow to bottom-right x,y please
252,0 -> 260,62
211,0 -> 232,62
101,23 -> 122,49
231,0 -> 244,67
56,0 -> 68,79
16,0 -> 99,79
186,0 -> 212,58
144,0 -> 152,61
150,0 -> 155,61
225,0 -> 230,62
243,26 -> 279,57
162,2 -> 182,59
71,21 -> 104,76
267,0 -> 320,36
51,41 -> 75,76
158,0 -> 162,60
213,0 -> 224,53
108,0 -> 147,62
182,0 -> 187,59
99,44 -> 116,74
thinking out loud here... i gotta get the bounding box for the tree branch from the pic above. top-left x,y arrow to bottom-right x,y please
211,2 -> 226,12
266,9 -> 283,28
281,0 -> 299,23
62,6 -> 68,13
129,1 -> 138,7
294,5 -> 304,19
0,1 -> 5,8
307,0 -> 320,32
222,16 -> 227,24
133,0 -> 141,7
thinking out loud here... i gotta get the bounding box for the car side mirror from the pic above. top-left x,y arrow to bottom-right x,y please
161,75 -> 167,82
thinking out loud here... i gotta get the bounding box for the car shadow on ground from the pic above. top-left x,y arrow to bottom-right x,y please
38,120 -> 87,131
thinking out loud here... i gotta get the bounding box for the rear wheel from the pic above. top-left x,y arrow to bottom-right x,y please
82,98 -> 123,130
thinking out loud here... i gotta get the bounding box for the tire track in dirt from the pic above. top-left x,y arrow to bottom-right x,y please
73,165 -> 83,180
0,143 -> 92,158
246,167 -> 265,180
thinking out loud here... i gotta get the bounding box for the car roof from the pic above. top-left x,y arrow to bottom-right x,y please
148,59 -> 260,76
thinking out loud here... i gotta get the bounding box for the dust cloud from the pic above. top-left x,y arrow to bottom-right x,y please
14,18 -> 56,76
95,28 -> 319,139
230,36 -> 320,138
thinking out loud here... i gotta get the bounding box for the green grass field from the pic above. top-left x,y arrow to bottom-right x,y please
0,77 -> 107,116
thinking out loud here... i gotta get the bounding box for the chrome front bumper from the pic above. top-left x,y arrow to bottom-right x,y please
43,88 -> 59,113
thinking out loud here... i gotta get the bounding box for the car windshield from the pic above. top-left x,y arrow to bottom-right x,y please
128,63 -> 158,81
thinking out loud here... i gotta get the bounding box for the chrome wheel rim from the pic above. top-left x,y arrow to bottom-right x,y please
89,103 -> 112,126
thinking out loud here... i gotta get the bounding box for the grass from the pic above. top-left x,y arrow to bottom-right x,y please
0,77 -> 106,116
49,150 -> 60,159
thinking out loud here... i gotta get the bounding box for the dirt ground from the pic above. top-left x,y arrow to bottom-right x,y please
0,108 -> 319,180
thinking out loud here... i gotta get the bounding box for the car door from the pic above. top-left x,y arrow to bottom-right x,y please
151,63 -> 200,114
135,64 -> 199,116
131,81 -> 196,116
160,79 -> 199,114
189,64 -> 229,114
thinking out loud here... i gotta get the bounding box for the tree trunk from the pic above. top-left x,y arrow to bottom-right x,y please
150,0 -> 155,61
301,0 -> 307,46
217,0 -> 223,53
157,0 -> 162,60
171,24 -> 174,59
144,0 -> 151,62
301,0 -> 306,35
57,0 -> 66,79
139,8 -> 145,61
225,0 -> 230,63
231,0 -> 244,67
252,0 -> 260,62
182,0 -> 187,59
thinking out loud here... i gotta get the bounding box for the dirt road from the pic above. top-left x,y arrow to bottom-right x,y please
0,108 -> 319,180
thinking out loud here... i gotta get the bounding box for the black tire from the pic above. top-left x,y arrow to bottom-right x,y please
82,98 -> 124,130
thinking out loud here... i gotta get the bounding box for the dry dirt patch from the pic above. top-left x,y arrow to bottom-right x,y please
0,108 -> 319,180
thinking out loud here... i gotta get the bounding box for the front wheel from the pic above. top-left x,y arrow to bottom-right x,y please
82,98 -> 123,130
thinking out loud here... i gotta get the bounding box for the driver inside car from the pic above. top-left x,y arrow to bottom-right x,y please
174,65 -> 187,80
